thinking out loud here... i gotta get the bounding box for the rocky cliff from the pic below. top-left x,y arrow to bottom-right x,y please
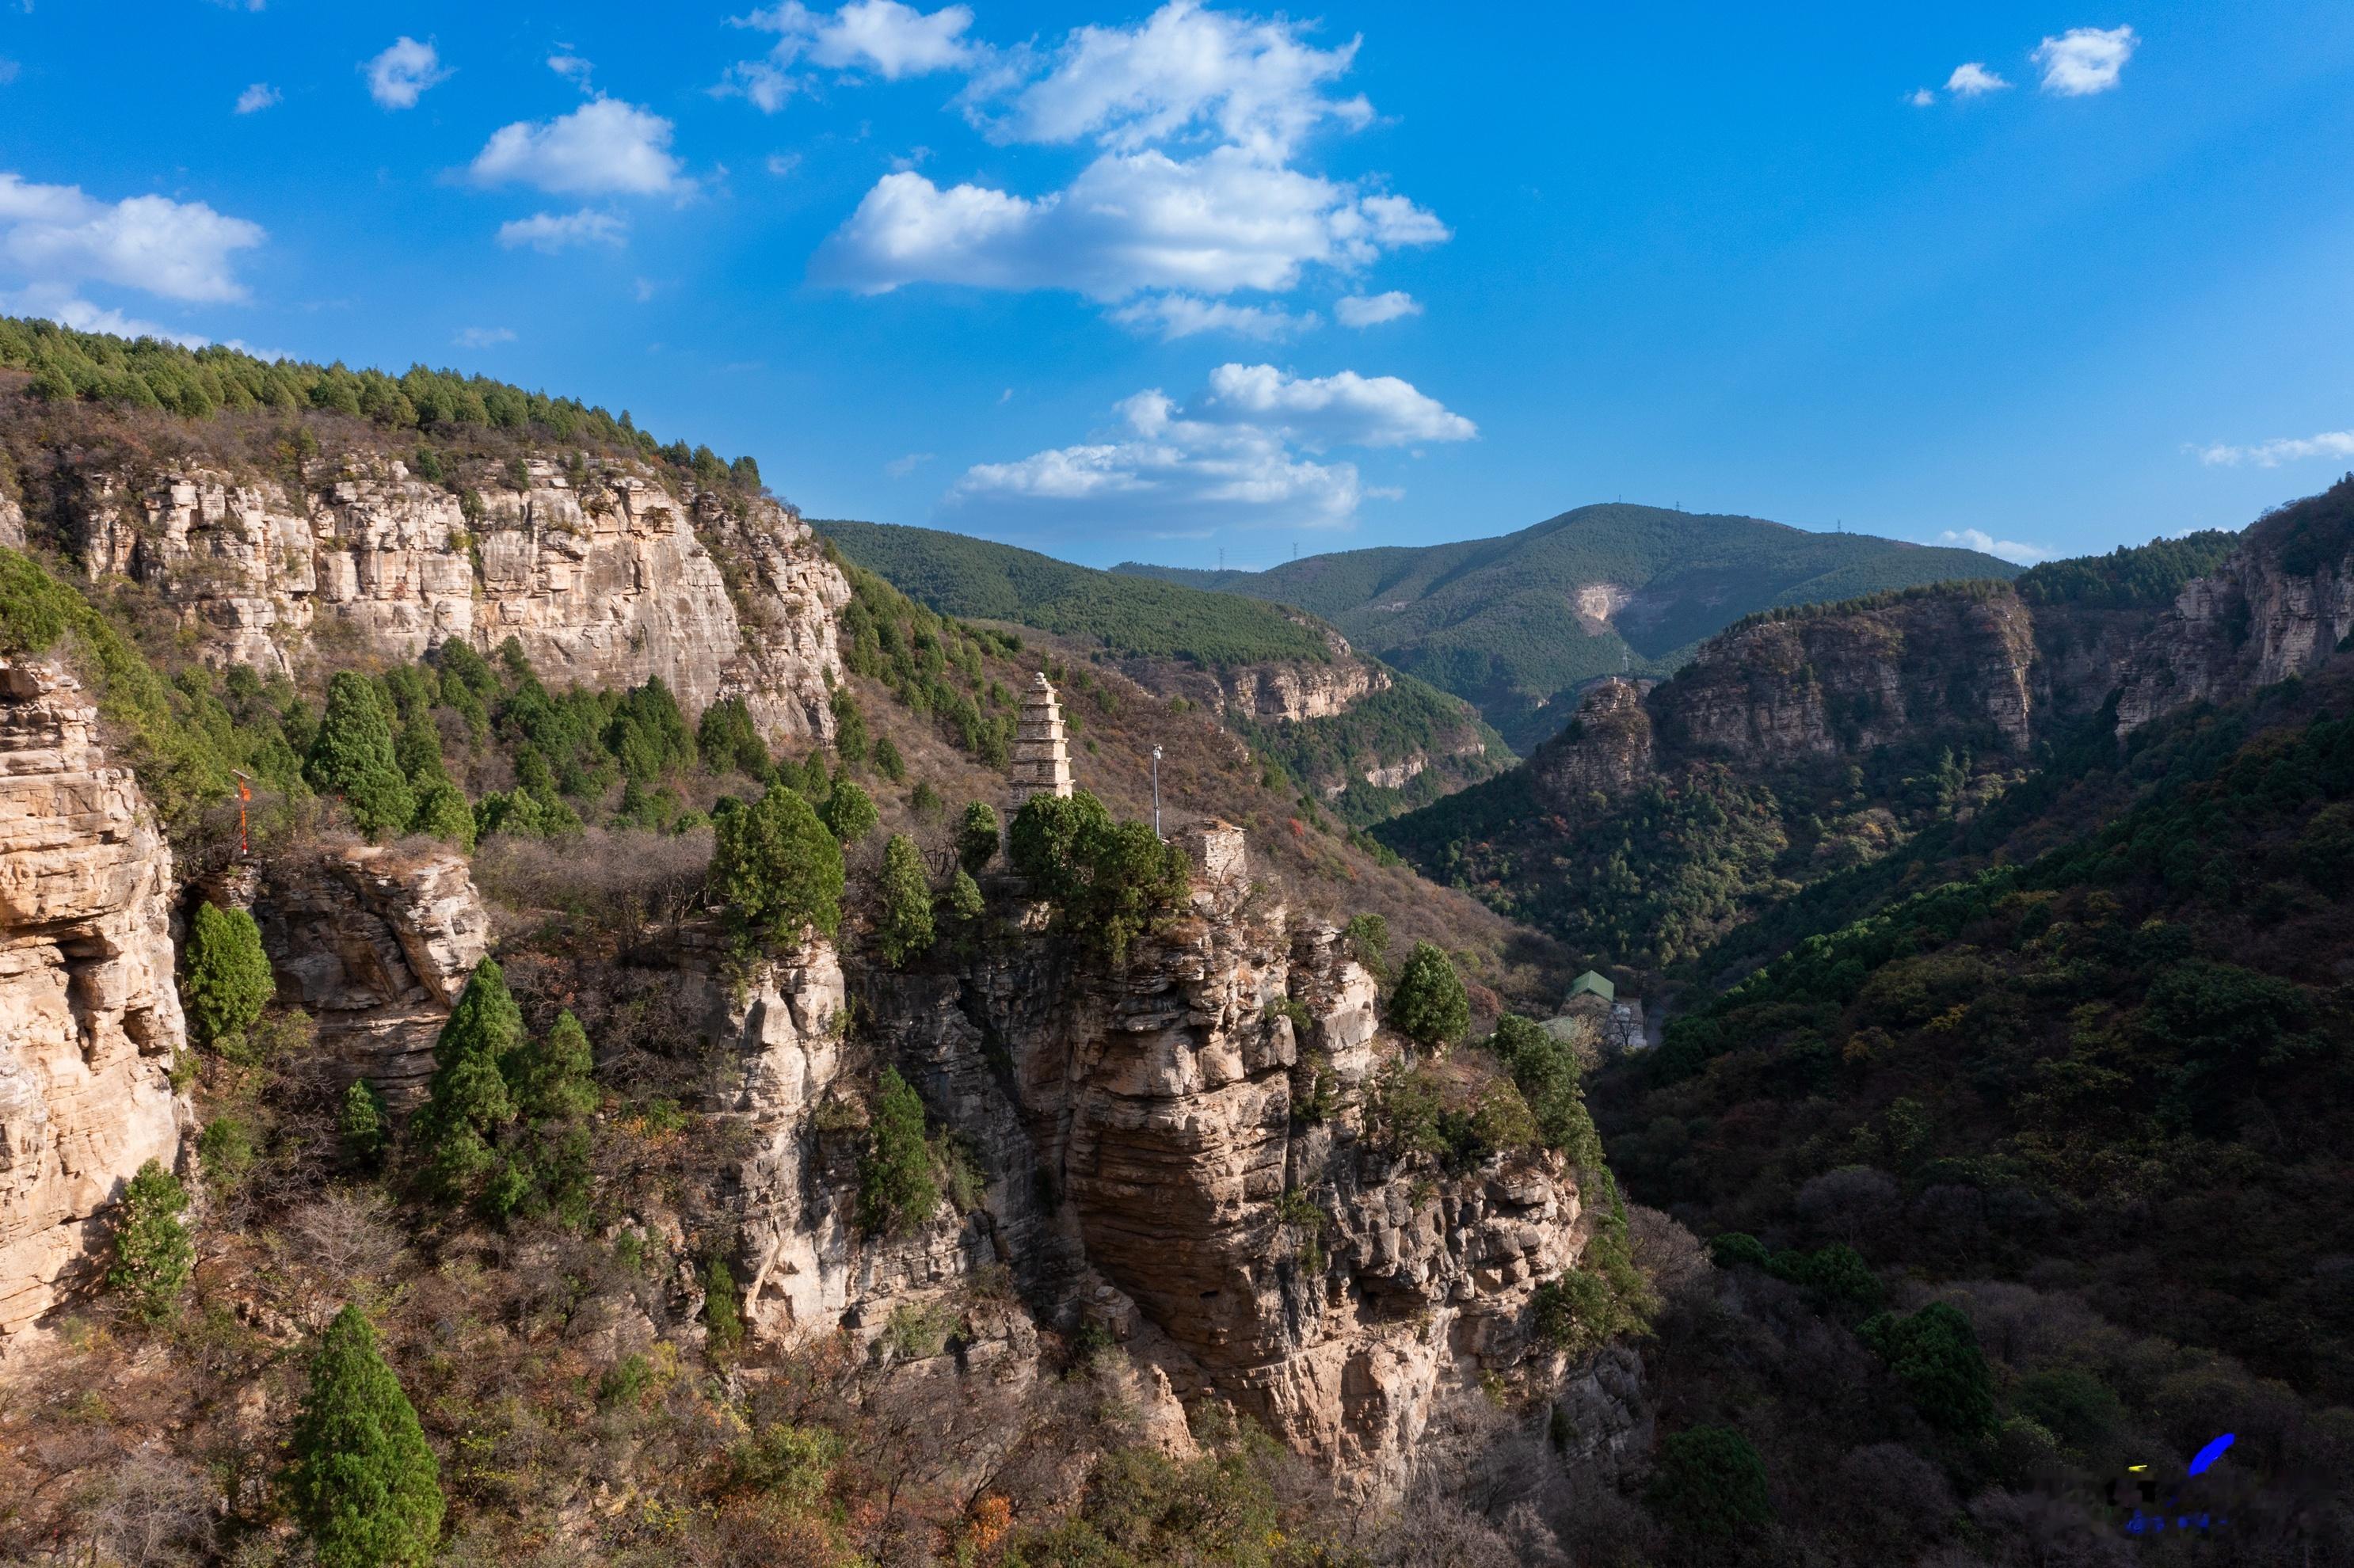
0,659 -> 185,1343
63,454 -> 849,743
2115,481 -> 2354,734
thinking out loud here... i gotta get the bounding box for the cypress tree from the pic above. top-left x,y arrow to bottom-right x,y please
285,1305 -> 444,1568
875,835 -> 935,970
340,1079 -> 390,1170
182,901 -> 274,1049
710,781 -> 845,950
520,1010 -> 597,1121
414,959 -> 520,1198
107,1158 -> 193,1322
955,801 -> 1000,874
821,775 -> 878,844
857,1068 -> 939,1236
307,672 -> 414,839
1389,941 -> 1470,1051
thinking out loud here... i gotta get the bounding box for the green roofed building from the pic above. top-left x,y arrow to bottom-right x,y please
1567,970 -> 1616,1004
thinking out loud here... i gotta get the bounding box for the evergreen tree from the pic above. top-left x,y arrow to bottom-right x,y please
307,672 -> 414,838
945,866 -> 985,923
413,959 -> 520,1199
1858,1302 -> 1997,1435
1007,790 -> 1114,905
875,835 -> 936,969
830,686 -> 868,764
1644,1425 -> 1771,1539
821,775 -> 879,844
857,1068 -> 939,1235
340,1078 -> 390,1170
703,1258 -> 744,1361
182,900 -> 274,1049
284,1305 -> 444,1568
870,734 -> 907,782
520,1010 -> 597,1121
955,801 -> 1000,874
406,778 -> 476,849
106,1158 -> 193,1323
710,781 -> 845,949
1389,942 -> 1470,1050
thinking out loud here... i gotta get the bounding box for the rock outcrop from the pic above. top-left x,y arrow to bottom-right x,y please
2116,483 -> 2354,734
1217,654 -> 1391,722
66,455 -> 848,744
249,843 -> 491,1104
0,659 -> 185,1343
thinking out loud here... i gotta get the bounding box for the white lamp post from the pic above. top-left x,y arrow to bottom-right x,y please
1152,746 -> 1163,839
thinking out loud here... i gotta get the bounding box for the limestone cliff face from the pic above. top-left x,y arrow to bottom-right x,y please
699,858 -> 1594,1492
1530,678 -> 1656,804
0,660 -> 186,1343
67,455 -> 848,743
2115,490 -> 2354,734
1216,654 -> 1390,722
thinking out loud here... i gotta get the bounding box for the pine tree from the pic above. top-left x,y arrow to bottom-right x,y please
340,1079 -> 390,1170
182,900 -> 274,1049
307,672 -> 414,839
285,1305 -> 444,1568
106,1158 -> 193,1323
406,778 -> 475,848
955,801 -> 1000,874
520,1010 -> 597,1121
1389,941 -> 1470,1050
710,781 -> 845,950
822,775 -> 879,844
413,959 -> 520,1199
858,1068 -> 939,1235
875,835 -> 936,969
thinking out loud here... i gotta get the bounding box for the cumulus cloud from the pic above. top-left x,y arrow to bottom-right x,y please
975,0 -> 1369,160
2192,428 -> 2354,468
1109,292 -> 1316,341
234,82 -> 280,114
2034,25 -> 2137,96
471,99 -> 686,196
496,208 -> 628,252
817,146 -> 1444,299
721,0 -> 974,107
1334,289 -> 1419,327
548,52 -> 594,89
949,362 -> 1470,536
1906,87 -> 1936,108
1936,527 -> 2051,565
0,172 -> 264,303
453,325 -> 516,348
1945,62 -> 2010,97
364,36 -> 448,109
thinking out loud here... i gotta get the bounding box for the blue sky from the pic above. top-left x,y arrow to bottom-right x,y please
2,3 -> 2351,569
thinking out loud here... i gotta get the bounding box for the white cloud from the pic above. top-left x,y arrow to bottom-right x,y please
0,59 -> 19,86
2033,25 -> 2137,96
765,151 -> 802,177
948,362 -> 1470,537
364,36 -> 449,109
1109,291 -> 1316,341
0,172 -> 265,303
975,0 -> 1369,161
816,146 -> 1445,299
1945,62 -> 2010,97
722,0 -> 974,107
1935,527 -> 2051,565
720,61 -> 798,112
1334,289 -> 1419,328
2192,429 -> 2354,469
496,208 -> 628,253
2,284 -> 209,346
885,451 -> 935,477
471,99 -> 686,196
234,82 -> 280,114
548,52 -> 594,89
1906,87 -> 1935,108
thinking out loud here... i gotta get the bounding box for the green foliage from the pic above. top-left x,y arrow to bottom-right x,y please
828,562 -> 1017,765
2015,529 -> 2241,608
1766,1243 -> 1884,1311
1388,941 -> 1468,1049
870,733 -> 906,782
413,960 -> 520,1201
857,1068 -> 939,1236
1341,912 -> 1390,977
695,697 -> 772,779
284,1304 -> 444,1568
106,1158 -> 192,1323
1009,790 -> 1190,963
406,778 -> 475,848
1708,1231 -> 1770,1270
1644,1425 -> 1772,1539
829,686 -> 868,764
607,677 -> 695,783
703,1258 -> 743,1360
955,800 -> 1000,873
307,672 -> 413,838
730,1421 -> 844,1509
182,901 -> 273,1049
1487,1014 -> 1602,1163
821,775 -> 878,843
1003,1422 -> 1289,1568
944,866 -> 985,923
340,1079 -> 390,1170
874,835 -> 936,969
710,781 -> 846,950
519,1010 -> 598,1121
1858,1302 -> 1996,1436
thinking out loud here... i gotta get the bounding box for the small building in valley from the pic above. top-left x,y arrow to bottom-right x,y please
1561,968 -> 1647,1052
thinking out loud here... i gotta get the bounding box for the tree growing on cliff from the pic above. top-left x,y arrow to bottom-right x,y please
875,835 -> 936,969
182,901 -> 274,1049
307,672 -> 413,839
831,686 -> 869,765
413,959 -> 520,1199
859,1068 -> 939,1236
284,1304 -> 444,1568
106,1159 -> 193,1323
517,1010 -> 597,1121
340,1079 -> 390,1170
955,801 -> 1000,874
1389,942 -> 1469,1051
822,775 -> 879,845
711,781 -> 845,950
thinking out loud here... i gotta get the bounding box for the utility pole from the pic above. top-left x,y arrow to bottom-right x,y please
1151,746 -> 1163,839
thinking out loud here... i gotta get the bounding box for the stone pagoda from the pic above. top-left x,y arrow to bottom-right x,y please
1009,672 -> 1075,810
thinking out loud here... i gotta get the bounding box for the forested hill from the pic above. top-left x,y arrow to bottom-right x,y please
1119,502 -> 2018,751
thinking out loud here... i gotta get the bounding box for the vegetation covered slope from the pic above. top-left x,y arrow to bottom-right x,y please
1122,503 -> 2018,750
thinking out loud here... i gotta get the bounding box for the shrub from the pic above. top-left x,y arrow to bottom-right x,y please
821,776 -> 879,844
406,778 -> 475,848
955,800 -> 1000,873
107,1159 -> 193,1323
1708,1231 -> 1771,1270
732,1422 -> 844,1510
284,1304 -> 444,1568
182,901 -> 273,1049
875,835 -> 936,969
871,735 -> 906,782
703,1258 -> 743,1360
1389,941 -> 1469,1049
306,672 -> 413,839
1645,1425 -> 1771,1539
858,1068 -> 939,1235
710,781 -> 845,950
1858,1302 -> 1996,1436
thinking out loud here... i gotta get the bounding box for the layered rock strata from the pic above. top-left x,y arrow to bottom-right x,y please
0,659 -> 186,1342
